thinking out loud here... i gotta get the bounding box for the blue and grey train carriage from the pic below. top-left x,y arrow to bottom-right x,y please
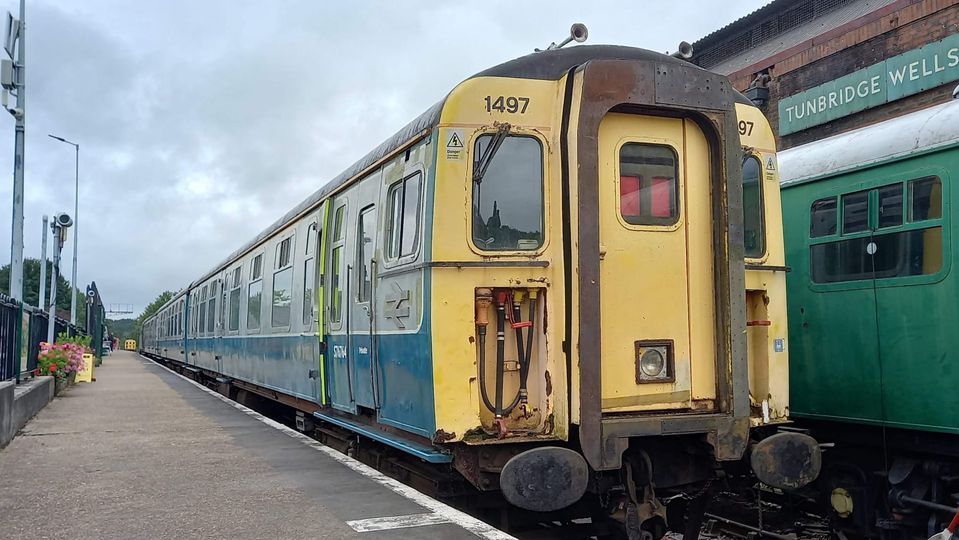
140,41 -> 817,538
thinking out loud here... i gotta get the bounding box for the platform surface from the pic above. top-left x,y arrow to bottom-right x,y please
0,351 -> 510,540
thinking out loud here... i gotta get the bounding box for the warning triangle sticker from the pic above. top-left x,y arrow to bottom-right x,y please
447,132 -> 464,148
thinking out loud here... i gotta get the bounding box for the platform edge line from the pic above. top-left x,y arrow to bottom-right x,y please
139,355 -> 515,540
346,512 -> 451,532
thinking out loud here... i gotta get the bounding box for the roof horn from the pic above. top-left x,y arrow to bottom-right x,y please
671,41 -> 694,59
538,23 -> 588,52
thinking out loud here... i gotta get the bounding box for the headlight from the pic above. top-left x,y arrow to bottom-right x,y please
635,341 -> 673,383
640,349 -> 666,377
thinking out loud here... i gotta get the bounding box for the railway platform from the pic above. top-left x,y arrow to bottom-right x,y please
0,351 -> 512,540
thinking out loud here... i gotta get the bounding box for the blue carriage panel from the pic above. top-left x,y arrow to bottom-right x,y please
325,333 -> 354,413
375,331 -> 435,438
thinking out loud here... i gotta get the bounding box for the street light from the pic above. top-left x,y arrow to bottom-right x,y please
47,212 -> 72,343
48,133 -> 79,325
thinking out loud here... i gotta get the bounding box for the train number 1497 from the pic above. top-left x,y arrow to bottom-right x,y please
485,95 -> 530,114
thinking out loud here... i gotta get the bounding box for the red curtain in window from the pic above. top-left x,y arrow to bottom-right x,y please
620,175 -> 641,217
650,176 -> 671,218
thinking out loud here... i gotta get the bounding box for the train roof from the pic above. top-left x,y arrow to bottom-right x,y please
779,98 -> 959,188
171,45 -> 749,307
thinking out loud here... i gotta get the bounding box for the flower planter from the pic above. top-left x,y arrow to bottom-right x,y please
54,377 -> 68,396
68,371 -> 77,385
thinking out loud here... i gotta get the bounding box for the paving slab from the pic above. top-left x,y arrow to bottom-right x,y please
0,351 -> 510,540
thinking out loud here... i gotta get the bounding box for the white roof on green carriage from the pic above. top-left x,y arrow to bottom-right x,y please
779,97 -> 959,188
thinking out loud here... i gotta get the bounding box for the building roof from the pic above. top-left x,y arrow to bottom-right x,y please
779,97 -> 959,187
692,0 -> 897,75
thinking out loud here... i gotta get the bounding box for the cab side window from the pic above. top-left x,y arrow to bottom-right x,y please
742,156 -> 765,258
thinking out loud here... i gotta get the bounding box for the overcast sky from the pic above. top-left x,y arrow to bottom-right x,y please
0,0 -> 767,317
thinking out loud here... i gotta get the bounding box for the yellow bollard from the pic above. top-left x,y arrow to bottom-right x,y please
76,353 -> 94,383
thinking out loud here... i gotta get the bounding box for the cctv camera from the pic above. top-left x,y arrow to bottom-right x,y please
54,213 -> 72,228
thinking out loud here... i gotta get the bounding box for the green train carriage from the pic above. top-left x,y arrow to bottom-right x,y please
780,97 -> 959,538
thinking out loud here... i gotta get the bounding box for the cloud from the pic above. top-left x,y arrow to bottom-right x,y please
0,0 -> 767,315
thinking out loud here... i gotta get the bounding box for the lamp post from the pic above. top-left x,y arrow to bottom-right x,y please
4,0 -> 26,301
38,214 -> 47,309
48,134 -> 78,325
47,213 -> 72,343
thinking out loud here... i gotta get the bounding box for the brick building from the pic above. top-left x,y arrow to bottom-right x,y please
690,0 -> 959,149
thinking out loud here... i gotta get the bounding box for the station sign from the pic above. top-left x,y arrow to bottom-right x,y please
778,33 -> 959,135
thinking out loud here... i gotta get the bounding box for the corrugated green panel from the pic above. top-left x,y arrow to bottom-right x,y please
783,147 -> 959,434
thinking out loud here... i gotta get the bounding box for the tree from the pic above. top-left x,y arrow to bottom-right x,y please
107,318 -> 136,342
0,258 -> 85,327
133,291 -> 174,340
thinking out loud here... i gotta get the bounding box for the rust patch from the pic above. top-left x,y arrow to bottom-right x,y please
690,399 -> 714,411
541,412 -> 555,435
432,429 -> 456,443
544,369 -> 553,396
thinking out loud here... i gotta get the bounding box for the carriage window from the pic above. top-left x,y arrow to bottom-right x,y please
207,281 -> 217,333
909,177 -> 942,221
252,253 -> 263,280
303,257 -> 315,326
330,206 -> 346,324
272,237 -> 294,328
357,207 -> 376,302
619,143 -> 679,226
247,254 -> 263,330
810,227 -> 942,283
303,222 -> 318,326
878,184 -> 903,228
842,190 -> 869,233
198,286 -> 208,335
247,281 -> 262,330
330,246 -> 343,323
228,267 -> 241,332
387,172 -> 422,259
472,135 -> 543,251
810,197 -> 837,237
742,156 -> 765,258
275,236 -> 293,269
333,205 -> 346,242
305,222 -> 316,256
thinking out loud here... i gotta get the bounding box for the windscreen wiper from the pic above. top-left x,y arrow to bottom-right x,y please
472,123 -> 511,185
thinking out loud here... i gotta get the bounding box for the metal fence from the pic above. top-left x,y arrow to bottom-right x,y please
0,293 -> 86,383
0,295 -> 18,381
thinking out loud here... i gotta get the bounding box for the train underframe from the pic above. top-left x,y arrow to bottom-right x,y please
790,419 -> 959,539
